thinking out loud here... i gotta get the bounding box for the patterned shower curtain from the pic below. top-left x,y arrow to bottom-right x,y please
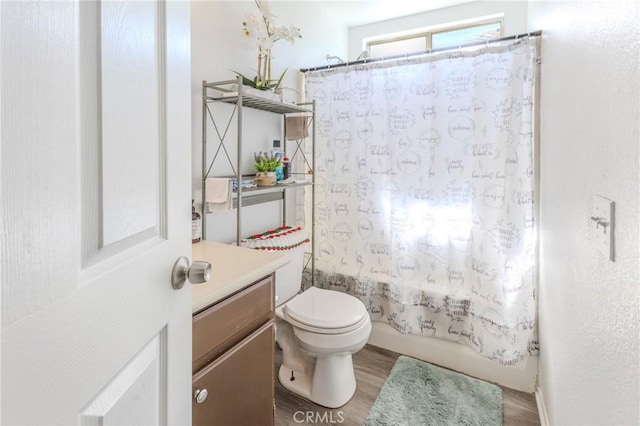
304,39 -> 539,365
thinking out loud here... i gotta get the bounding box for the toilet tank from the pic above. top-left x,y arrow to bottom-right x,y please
274,244 -> 305,307
239,226 -> 308,307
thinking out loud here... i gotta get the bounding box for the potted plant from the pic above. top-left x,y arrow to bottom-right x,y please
232,68 -> 287,93
254,151 -> 282,186
240,0 -> 301,97
231,69 -> 287,102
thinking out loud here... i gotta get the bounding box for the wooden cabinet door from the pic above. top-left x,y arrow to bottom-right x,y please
193,322 -> 275,426
193,276 -> 274,373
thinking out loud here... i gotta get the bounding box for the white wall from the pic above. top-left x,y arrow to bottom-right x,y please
190,1 -> 350,242
348,1 -> 529,59
528,1 -> 640,424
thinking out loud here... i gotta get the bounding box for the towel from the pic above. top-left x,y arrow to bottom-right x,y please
205,178 -> 232,213
285,116 -> 309,140
240,226 -> 309,251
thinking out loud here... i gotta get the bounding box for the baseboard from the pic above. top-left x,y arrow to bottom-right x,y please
535,386 -> 550,426
367,322 -> 538,392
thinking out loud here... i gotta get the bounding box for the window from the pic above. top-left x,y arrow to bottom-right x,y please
367,19 -> 503,59
431,21 -> 501,49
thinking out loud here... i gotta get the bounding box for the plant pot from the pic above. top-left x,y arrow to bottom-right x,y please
256,172 -> 276,186
231,84 -> 281,102
244,86 -> 281,102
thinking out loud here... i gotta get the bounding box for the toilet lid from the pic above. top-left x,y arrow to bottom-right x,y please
283,287 -> 367,330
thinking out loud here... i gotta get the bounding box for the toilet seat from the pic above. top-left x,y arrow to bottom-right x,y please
283,287 -> 368,335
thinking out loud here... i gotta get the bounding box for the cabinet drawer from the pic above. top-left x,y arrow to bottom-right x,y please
193,322 -> 275,426
193,275 -> 273,372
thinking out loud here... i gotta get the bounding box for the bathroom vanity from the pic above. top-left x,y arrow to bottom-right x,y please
191,241 -> 289,426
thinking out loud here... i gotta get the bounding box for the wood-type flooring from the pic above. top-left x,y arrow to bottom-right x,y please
274,344 -> 541,426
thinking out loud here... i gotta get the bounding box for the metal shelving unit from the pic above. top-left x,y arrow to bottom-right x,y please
202,77 -> 316,282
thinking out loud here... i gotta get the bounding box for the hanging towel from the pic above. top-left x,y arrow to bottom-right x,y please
205,178 -> 232,213
285,116 -> 309,140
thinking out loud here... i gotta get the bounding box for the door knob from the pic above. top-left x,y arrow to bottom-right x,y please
171,256 -> 211,290
194,388 -> 208,404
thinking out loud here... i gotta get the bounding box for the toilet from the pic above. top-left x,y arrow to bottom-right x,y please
275,246 -> 371,408
241,227 -> 371,408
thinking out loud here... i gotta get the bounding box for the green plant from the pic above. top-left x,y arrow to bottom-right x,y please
253,151 -> 282,172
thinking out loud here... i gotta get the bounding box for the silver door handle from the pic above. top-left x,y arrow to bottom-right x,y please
171,256 -> 211,290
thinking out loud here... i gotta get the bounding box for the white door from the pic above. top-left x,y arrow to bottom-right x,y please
1,1 -> 192,424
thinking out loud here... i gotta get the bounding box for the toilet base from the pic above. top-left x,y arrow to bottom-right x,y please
278,353 -> 357,408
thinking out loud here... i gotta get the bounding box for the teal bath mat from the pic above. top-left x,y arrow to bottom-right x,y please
365,356 -> 503,426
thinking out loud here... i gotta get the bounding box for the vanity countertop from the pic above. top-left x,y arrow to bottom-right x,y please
191,241 -> 289,314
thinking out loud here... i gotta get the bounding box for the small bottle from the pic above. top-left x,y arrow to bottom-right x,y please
192,199 -> 201,243
283,157 -> 291,180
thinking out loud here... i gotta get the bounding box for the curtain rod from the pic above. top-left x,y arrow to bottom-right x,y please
300,30 -> 542,73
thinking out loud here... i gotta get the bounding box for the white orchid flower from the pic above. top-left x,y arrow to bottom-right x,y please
240,0 -> 302,88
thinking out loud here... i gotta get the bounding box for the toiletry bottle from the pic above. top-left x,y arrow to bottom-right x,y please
192,199 -> 201,243
283,157 -> 291,180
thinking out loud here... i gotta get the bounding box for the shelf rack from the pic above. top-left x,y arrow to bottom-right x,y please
201,77 -> 316,283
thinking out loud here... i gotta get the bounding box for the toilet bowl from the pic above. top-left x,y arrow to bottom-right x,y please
240,228 -> 372,408
275,287 -> 372,408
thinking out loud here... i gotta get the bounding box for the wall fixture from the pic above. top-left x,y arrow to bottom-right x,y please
325,54 -> 344,64
590,195 -> 615,261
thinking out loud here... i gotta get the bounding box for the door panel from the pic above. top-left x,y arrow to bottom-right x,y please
1,0 -> 81,325
80,0 -> 167,263
100,0 -> 162,247
1,1 -> 192,424
79,330 -> 167,426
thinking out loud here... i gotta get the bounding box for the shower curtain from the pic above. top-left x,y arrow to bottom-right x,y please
304,39 -> 539,365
